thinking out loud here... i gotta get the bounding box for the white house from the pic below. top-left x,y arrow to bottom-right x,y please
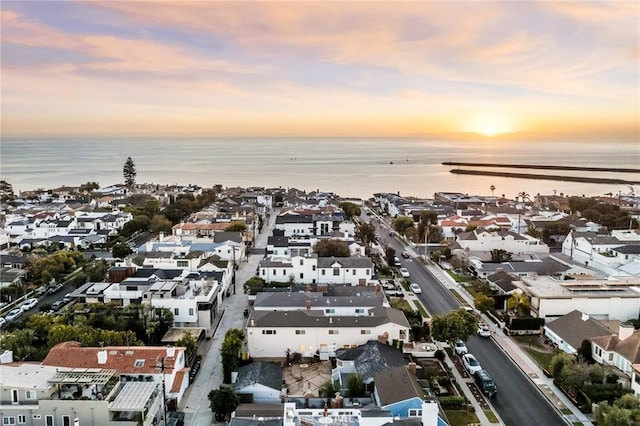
246,307 -> 411,358
259,254 -> 373,285
543,310 -> 615,354
456,229 -> 549,260
562,230 -> 640,276
234,362 -> 283,403
517,276 -> 640,321
591,322 -> 640,380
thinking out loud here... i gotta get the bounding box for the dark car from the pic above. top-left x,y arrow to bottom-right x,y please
51,300 -> 66,311
46,283 -> 64,295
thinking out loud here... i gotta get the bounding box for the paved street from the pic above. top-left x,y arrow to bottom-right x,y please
180,212 -> 276,426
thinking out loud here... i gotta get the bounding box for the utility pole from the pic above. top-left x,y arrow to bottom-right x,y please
157,357 -> 167,425
232,245 -> 237,295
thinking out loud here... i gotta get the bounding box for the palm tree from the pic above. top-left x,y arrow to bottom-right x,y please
507,291 -> 530,317
490,185 -> 496,196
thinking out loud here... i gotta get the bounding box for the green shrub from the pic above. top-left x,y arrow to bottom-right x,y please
439,396 -> 467,409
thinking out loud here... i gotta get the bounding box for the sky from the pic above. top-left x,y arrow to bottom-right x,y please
1,1 -> 638,138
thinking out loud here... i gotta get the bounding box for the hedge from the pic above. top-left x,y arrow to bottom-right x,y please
508,316 -> 545,330
438,396 -> 467,409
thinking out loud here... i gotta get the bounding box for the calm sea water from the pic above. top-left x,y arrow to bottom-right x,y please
1,137 -> 638,199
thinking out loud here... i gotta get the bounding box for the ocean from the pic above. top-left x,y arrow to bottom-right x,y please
1,137 -> 638,200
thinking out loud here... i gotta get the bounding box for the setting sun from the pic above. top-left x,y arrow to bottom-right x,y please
482,125 -> 498,137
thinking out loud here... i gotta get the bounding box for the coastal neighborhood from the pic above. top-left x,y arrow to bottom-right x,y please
1,179 -> 640,426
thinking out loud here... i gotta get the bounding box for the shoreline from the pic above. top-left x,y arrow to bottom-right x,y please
449,169 -> 640,185
443,162 -> 639,173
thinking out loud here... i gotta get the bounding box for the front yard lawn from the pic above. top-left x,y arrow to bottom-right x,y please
444,410 -> 479,426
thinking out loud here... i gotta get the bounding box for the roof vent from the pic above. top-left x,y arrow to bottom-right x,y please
97,350 -> 108,365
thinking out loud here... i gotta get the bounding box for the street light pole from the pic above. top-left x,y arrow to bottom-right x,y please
157,357 -> 167,425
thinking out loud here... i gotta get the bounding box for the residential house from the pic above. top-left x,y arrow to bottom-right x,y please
234,362 -> 283,403
591,322 -> 640,381
543,310 -> 615,354
562,230 -> 640,276
468,257 -> 569,279
259,255 -> 373,286
331,341 -> 406,389
373,365 -> 439,421
42,342 -> 189,404
515,276 -> 640,321
246,307 -> 411,359
454,229 -> 549,261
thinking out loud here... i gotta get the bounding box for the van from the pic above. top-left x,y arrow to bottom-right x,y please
473,369 -> 497,398
393,257 -> 402,267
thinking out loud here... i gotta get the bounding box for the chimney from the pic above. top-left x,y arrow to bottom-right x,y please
159,232 -> 164,242
305,300 -> 312,310
250,319 -> 255,327
619,321 -> 635,341
305,284 -> 312,293
166,346 -> 176,358
581,312 -> 589,321
97,350 -> 108,365
408,362 -> 417,375
145,241 -> 153,252
375,284 -> 382,296
329,317 -> 333,324
377,332 -> 388,344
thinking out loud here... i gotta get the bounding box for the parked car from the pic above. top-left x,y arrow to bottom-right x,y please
51,300 -> 66,311
46,283 -> 64,295
0,317 -> 6,328
20,298 -> 38,312
474,369 -> 497,398
5,309 -> 23,321
399,268 -> 410,278
34,287 -> 47,297
462,353 -> 482,374
477,324 -> 491,337
401,251 -> 410,258
393,257 -> 402,267
410,283 -> 422,294
453,340 -> 468,355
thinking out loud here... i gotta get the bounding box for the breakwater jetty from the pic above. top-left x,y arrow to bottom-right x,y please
442,161 -> 640,174
449,169 -> 640,185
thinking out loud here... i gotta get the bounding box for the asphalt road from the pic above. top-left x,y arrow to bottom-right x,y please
366,211 -> 566,426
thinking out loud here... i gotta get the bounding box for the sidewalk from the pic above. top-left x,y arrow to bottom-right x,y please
401,244 -> 594,426
181,212 -> 277,426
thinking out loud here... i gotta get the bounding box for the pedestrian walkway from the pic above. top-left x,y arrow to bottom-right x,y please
401,245 -> 594,425
181,211 -> 277,426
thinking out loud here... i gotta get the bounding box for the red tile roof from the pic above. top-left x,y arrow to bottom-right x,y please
42,341 -> 185,375
171,368 -> 189,393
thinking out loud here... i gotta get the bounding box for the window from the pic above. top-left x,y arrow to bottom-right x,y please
174,308 -> 179,315
273,269 -> 276,275
189,308 -> 194,316
262,330 -> 276,335
400,330 -> 407,339
177,260 -> 188,267
25,390 -> 36,399
321,270 -> 326,275
3,417 -> 16,426
300,259 -> 304,266
299,273 -> 304,279
328,330 -> 339,335
45,416 -> 53,426
408,409 -> 422,417
360,330 -> 371,335
352,269 -> 356,275
325,309 -> 335,314
295,330 -> 306,335
17,416 -> 25,425
366,269 -> 370,275
262,269 -> 266,276
333,267 -> 340,276
609,353 -> 614,362
355,309 -> 364,314
61,416 -> 71,426
134,359 -> 145,368
11,389 -> 18,404
312,265 -> 316,271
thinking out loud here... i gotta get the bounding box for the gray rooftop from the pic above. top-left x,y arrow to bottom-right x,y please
248,307 -> 409,329
254,291 -> 384,309
374,366 -> 423,406
335,341 -> 406,381
545,310 -> 614,350
235,362 -> 283,391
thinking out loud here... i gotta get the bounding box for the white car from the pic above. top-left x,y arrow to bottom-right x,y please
410,283 -> 422,294
462,353 -> 483,374
477,324 -> 491,337
5,309 -> 23,321
20,298 -> 38,312
0,317 -> 6,328
453,340 -> 468,355
399,268 -> 410,278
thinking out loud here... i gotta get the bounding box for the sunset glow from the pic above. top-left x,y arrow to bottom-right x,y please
1,1 -> 638,138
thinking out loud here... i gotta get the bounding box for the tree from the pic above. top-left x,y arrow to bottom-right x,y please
208,386 -> 240,421
392,216 -> 415,235
577,339 -> 594,363
474,293 -> 495,313
143,199 -> 160,217
430,309 -> 477,344
319,380 -> 339,398
339,202 -> 361,220
506,291 -> 530,317
220,328 -> 244,384
112,242 -> 132,259
224,221 -> 247,232
356,222 -> 376,250
314,239 -> 350,257
490,249 -> 512,263
417,211 -> 438,243
347,373 -> 364,397
385,246 -> 396,266
123,156 -> 137,190
79,181 -> 100,194
150,214 -> 173,234
244,276 -> 266,295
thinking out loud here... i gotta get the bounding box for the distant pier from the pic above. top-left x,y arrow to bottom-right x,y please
449,169 -> 640,185
442,162 -> 640,174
